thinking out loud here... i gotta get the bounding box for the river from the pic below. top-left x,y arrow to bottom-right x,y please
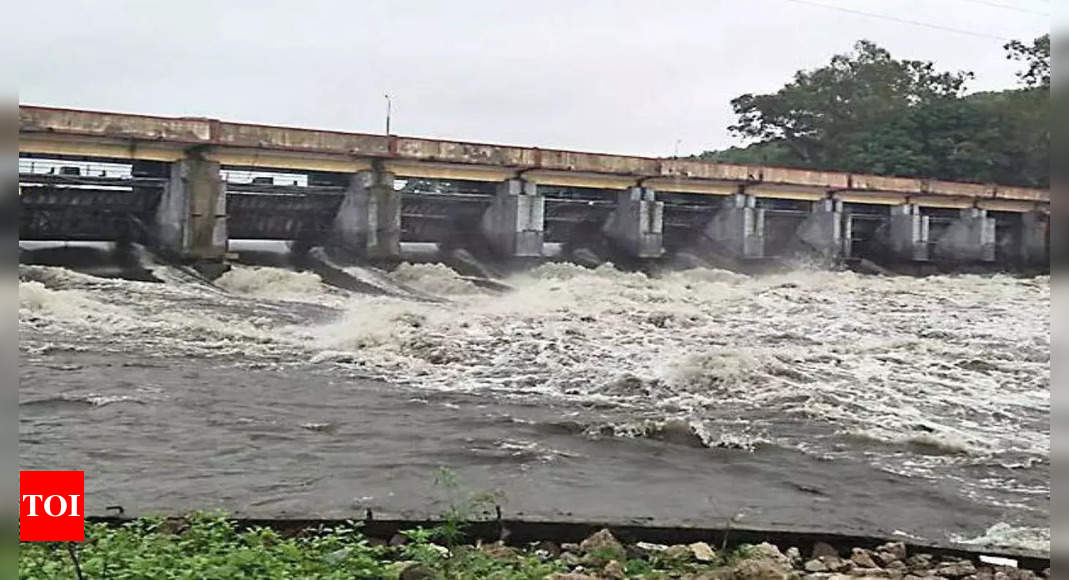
18,249 -> 1050,554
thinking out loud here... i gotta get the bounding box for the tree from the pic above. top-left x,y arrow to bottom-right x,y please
1004,34 -> 1050,89
701,39 -> 1048,188
727,40 -> 972,169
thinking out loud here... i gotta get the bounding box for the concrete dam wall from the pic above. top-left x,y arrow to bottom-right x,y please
18,106 -> 1049,273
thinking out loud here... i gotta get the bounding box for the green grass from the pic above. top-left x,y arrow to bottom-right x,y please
17,513 -> 749,579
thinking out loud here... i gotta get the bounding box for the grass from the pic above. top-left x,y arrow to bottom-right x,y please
18,471 -> 759,578
17,512 -> 760,579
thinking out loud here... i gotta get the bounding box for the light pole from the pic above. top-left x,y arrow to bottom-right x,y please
384,94 -> 392,136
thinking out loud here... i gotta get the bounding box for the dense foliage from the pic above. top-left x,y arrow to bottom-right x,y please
700,36 -> 1049,188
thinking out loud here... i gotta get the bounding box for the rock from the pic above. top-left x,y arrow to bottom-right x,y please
813,542 -> 840,559
479,541 -> 518,560
930,560 -> 976,578
886,561 -> 907,571
851,548 -> 879,569
602,560 -> 626,579
875,542 -> 907,562
663,544 -> 695,562
398,563 -> 436,580
732,557 -> 792,580
547,574 -> 598,580
846,570 -> 893,578
681,570 -> 734,580
635,541 -> 669,554
690,541 -> 717,562
806,559 -> 830,572
532,540 -> 561,559
750,542 -> 791,566
905,554 -> 933,569
786,547 -> 803,566
389,533 -> 409,547
822,557 -> 854,573
561,542 -> 580,553
578,528 -> 625,562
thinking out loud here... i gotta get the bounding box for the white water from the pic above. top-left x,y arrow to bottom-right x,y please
18,261 -> 1050,550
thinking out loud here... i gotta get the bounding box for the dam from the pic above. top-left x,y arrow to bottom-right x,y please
18,105 -> 1050,273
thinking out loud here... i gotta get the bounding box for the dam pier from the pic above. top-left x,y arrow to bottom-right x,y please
18,106 -> 1049,274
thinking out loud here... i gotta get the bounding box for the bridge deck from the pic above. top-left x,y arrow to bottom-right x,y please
18,105 -> 1048,211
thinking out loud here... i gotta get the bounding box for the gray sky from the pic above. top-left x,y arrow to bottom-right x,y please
15,0 -> 1049,157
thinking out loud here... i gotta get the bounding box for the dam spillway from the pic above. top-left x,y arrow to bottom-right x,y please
18,105 -> 1049,273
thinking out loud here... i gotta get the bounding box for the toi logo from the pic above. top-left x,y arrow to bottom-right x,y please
20,471 -> 84,541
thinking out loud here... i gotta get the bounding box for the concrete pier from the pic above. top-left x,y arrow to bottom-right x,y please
1017,211 -> 1049,266
934,208 -> 995,262
155,156 -> 227,263
794,199 -> 844,259
16,106 -> 1051,271
703,194 -> 765,259
888,204 -> 929,261
602,187 -> 663,258
331,166 -> 401,260
481,179 -> 544,257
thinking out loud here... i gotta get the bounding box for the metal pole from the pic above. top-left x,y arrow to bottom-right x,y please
384,94 -> 392,136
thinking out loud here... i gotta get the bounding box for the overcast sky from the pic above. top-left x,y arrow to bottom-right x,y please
14,0 -> 1050,157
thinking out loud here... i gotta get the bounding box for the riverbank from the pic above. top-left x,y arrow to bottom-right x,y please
18,514 -> 1050,579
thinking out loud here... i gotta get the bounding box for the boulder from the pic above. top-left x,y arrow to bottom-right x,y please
689,541 -> 717,562
851,548 -> 879,569
805,559 -> 829,572
905,554 -> 933,569
821,557 -> 853,573
578,528 -> 625,563
634,541 -> 669,555
785,547 -> 803,567
732,543 -> 794,580
663,544 -> 695,562
532,540 -> 561,560
479,541 -> 519,560
874,542 -> 907,562
547,574 -> 599,580
732,557 -> 792,580
930,560 -> 976,578
681,570 -> 734,580
602,560 -> 626,579
750,542 -> 791,566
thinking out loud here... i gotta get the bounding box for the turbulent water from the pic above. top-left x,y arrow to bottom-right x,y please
18,254 -> 1050,554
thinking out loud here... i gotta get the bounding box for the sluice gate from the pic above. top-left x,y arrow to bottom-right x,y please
18,106 -> 1050,272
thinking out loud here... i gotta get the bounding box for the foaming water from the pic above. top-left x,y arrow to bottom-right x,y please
389,263 -> 483,295
18,260 -> 1049,551
215,265 -> 332,300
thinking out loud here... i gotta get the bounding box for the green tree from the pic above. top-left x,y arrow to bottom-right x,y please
1004,33 -> 1050,89
726,40 -> 971,168
702,38 -> 1049,188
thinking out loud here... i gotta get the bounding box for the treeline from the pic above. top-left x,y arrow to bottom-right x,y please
699,36 -> 1049,188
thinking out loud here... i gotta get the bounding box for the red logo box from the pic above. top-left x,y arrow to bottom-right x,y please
19,471 -> 84,541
